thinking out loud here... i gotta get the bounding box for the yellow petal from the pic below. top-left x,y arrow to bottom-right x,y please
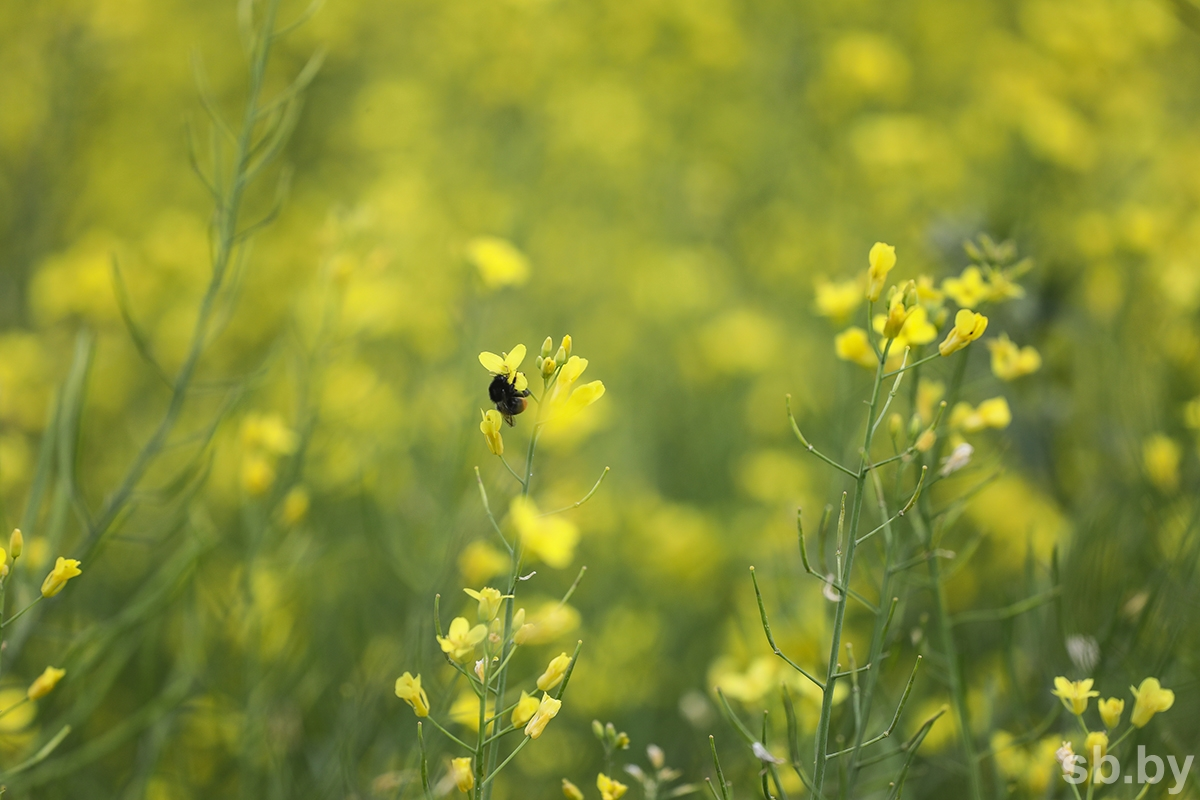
479,352 -> 506,373
504,344 -> 527,373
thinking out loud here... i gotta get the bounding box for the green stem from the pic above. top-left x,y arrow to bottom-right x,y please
812,339 -> 892,795
915,350 -> 984,800
2,596 -> 43,629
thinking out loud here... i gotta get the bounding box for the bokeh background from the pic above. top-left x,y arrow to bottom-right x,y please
2,0 -> 1200,797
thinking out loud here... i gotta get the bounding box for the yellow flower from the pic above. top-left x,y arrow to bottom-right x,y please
548,355 -> 605,418
1098,697 -> 1124,729
1084,731 -> 1108,783
949,397 -> 1011,432
41,557 -> 82,598
1052,677 -> 1099,715
465,236 -> 530,289
451,756 -> 475,792
1143,434 -> 1181,493
835,327 -> 877,369
479,409 -> 504,456
241,454 -> 275,496
9,529 -> 21,560
988,334 -> 1042,380
281,487 -> 310,525
915,274 -> 944,306
27,666 -> 65,700
562,779 -> 585,800
814,277 -> 862,322
872,304 -> 938,349
881,294 -> 913,340
866,242 -> 896,302
942,266 -> 990,308
241,413 -> 298,456
938,309 -> 988,356
437,617 -> 488,662
479,345 -> 529,392
537,652 -> 572,692
597,773 -> 629,800
509,497 -> 579,568
513,690 -> 541,726
1130,678 -> 1175,727
463,586 -> 507,621
524,693 -> 562,739
394,672 -> 430,717
917,379 -> 945,424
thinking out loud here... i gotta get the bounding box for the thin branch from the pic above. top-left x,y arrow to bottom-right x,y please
750,567 -> 824,690
539,466 -> 610,516
787,395 -> 859,479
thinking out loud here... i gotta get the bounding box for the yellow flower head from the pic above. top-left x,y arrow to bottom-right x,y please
942,266 -> 990,308
938,309 -> 988,356
27,666 -> 65,700
451,756 -> 475,793
1098,697 -> 1124,730
916,274 -> 944,306
881,293 -> 914,340
835,327 -> 877,370
466,236 -> 530,290
41,557 -> 82,598
437,616 -> 488,662
1052,677 -> 1099,716
872,304 -> 938,349
562,779 -> 585,800
536,652 -> 572,692
866,242 -> 897,302
949,397 -> 1011,433
479,409 -> 505,456
597,773 -> 629,800
512,690 -> 541,727
479,345 -> 529,392
524,693 -> 562,739
988,334 -> 1042,381
548,355 -> 605,419
394,672 -> 430,717
814,277 -> 862,322
509,497 -> 580,569
1084,731 -> 1108,783
1143,434 -> 1181,494
1130,678 -> 1175,727
463,586 -> 507,621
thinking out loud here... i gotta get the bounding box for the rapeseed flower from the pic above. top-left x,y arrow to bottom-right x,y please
509,497 -> 579,568
536,652 -> 572,691
988,334 -> 1041,380
950,397 -> 1011,432
437,616 -> 488,662
1052,677 -> 1099,715
464,586 -> 507,621
866,242 -> 896,302
394,672 -> 430,717
451,756 -> 475,792
835,327 -> 876,369
938,309 -> 988,356
1143,434 -> 1181,493
942,266 -> 990,308
562,779 -> 585,800
41,557 -> 82,597
524,693 -> 562,738
27,666 -> 65,700
597,773 -> 629,800
548,355 -> 605,418
480,409 -> 504,455
1098,697 -> 1123,729
814,277 -> 862,322
466,236 -> 530,289
1129,678 -> 1174,727
479,344 -> 529,392
513,691 -> 540,726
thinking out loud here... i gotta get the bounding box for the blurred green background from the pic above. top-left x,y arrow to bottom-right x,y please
2,0 -> 1200,797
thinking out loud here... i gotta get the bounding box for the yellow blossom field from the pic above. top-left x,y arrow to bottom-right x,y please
1,0 -> 1198,798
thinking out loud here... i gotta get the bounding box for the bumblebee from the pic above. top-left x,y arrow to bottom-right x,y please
489,374 -> 531,425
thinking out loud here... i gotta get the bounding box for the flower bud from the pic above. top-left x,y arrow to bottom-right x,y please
541,336 -> 555,358
9,529 -> 22,560
560,335 -> 572,359
542,358 -> 557,378
27,666 -> 65,700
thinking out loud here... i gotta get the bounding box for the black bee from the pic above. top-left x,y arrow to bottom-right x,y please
489,374 -> 531,426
